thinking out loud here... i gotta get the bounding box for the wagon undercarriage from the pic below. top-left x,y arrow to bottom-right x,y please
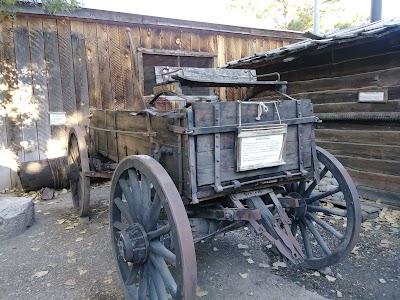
67,67 -> 361,299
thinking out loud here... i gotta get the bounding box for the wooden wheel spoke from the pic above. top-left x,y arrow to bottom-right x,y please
307,205 -> 347,217
118,179 -> 140,223
138,265 -> 148,300
306,212 -> 344,240
297,181 -> 306,194
304,218 -> 332,256
114,197 -> 134,224
128,169 -> 143,222
147,223 -> 171,240
148,261 -> 168,300
305,187 -> 341,204
113,221 -> 128,231
150,241 -> 176,267
140,175 -> 151,224
304,167 -> 329,197
125,264 -> 140,286
150,254 -> 177,297
146,194 -> 162,231
291,220 -> 298,237
299,220 -> 313,259
148,275 -> 158,300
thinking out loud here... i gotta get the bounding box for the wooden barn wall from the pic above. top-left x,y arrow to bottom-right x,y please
0,13 -> 301,189
251,33 -> 400,205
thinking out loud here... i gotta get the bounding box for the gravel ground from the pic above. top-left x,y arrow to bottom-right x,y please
1,185 -> 399,300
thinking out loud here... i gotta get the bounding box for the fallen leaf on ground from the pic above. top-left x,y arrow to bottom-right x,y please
242,251 -> 251,257
312,271 -> 321,277
65,279 -> 76,286
38,232 -> 45,236
239,272 -> 249,278
196,286 -> 209,297
213,247 -> 219,251
76,237 -> 83,242
246,258 -> 255,264
68,258 -> 77,264
272,261 -> 287,268
67,251 -> 75,257
48,263 -> 57,268
31,248 -> 40,252
79,229 -> 87,234
379,278 -> 386,283
34,270 -> 48,278
78,268 -> 88,276
336,290 -> 343,298
326,275 -> 337,282
56,219 -> 66,225
65,226 -> 75,230
258,263 -> 270,268
103,277 -> 113,284
238,244 -> 249,249
266,244 -> 272,249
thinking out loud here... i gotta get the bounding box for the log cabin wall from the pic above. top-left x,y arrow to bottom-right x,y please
0,6 -> 303,189
230,26 -> 400,205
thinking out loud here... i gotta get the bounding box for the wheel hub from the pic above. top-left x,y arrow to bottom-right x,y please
116,223 -> 149,264
287,192 -> 307,219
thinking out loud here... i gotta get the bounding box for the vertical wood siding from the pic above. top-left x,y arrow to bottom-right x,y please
0,13 -> 301,189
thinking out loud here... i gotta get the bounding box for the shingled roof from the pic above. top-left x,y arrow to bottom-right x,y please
225,17 -> 400,68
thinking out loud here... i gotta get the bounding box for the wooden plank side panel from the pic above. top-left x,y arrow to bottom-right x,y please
108,25 -> 124,110
71,21 -> 90,127
119,26 -> 134,109
0,22 -> 12,188
2,18 -> 23,167
96,23 -> 112,109
180,31 -> 191,52
335,155 -> 400,177
314,100 -> 400,113
316,129 -> 400,146
43,18 -> 65,145
83,22 -> 101,109
29,17 -> 51,160
14,16 -> 39,162
348,168 -> 400,194
139,27 -> 151,49
57,19 -> 78,128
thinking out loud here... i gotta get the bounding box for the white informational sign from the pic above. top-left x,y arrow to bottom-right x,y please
49,112 -> 66,126
358,91 -> 386,102
237,125 -> 287,171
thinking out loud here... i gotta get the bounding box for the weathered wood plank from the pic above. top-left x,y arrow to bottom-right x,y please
313,100 -> 400,113
2,18 -> 22,166
71,21 -> 90,127
119,26 -> 134,109
0,21 -> 12,189
150,28 -> 162,50
180,31 -> 191,52
57,18 -> 78,128
108,25 -> 124,110
316,129 -> 400,146
43,18 -> 65,145
15,16 -> 39,162
335,155 -> 400,177
288,67 -> 400,95
29,17 -> 51,160
96,23 -> 112,109
348,168 -> 400,194
83,22 -> 101,109
317,141 -> 400,161
139,27 -> 151,49
190,32 -> 201,52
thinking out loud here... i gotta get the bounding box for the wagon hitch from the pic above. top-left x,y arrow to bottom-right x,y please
230,194 -> 305,265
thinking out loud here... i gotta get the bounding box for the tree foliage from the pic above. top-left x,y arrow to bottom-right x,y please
229,0 -> 368,32
0,0 -> 81,15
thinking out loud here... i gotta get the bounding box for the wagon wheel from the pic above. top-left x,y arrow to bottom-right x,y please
67,126 -> 90,217
110,155 -> 197,300
282,146 -> 361,269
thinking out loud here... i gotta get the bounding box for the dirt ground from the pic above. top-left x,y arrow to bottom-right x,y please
0,185 -> 399,300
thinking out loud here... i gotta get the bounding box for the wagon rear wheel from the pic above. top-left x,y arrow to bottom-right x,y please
110,155 -> 197,300
67,126 -> 90,217
285,146 -> 361,269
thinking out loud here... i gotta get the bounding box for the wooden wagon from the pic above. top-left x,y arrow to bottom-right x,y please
67,66 -> 361,300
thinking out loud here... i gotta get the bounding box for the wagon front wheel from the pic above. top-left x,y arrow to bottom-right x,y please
110,155 -> 197,300
67,126 -> 90,217
285,146 -> 361,269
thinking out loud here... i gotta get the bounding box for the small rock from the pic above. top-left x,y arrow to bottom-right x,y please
258,263 -> 270,268
196,286 -> 208,298
336,290 -> 343,298
272,261 -> 287,268
312,271 -> 321,277
239,272 -> 249,278
379,279 -> 386,283
336,273 -> 343,280
238,243 -> 249,249
59,188 -> 68,195
213,247 -> 218,252
34,270 -> 49,278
